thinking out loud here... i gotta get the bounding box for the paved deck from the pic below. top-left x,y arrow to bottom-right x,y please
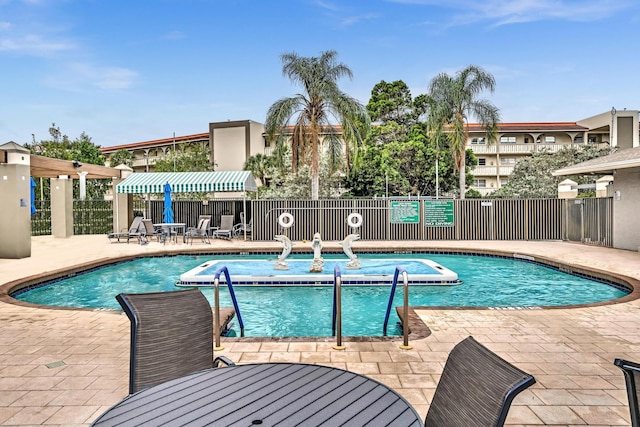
0,236 -> 639,426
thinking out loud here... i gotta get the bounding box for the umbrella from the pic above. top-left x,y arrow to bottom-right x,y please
30,177 -> 37,215
163,182 -> 174,223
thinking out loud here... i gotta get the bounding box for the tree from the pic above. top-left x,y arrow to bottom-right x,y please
367,80 -> 414,127
108,149 -> 136,168
243,153 -> 273,186
265,50 -> 370,200
490,146 -> 614,198
153,144 -> 213,172
428,65 -> 500,199
25,123 -> 107,199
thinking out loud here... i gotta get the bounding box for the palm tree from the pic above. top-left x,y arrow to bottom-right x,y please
243,153 -> 273,187
265,50 -> 370,200
428,65 -> 500,199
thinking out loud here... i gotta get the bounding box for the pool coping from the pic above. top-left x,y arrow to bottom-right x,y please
1,246 -> 638,343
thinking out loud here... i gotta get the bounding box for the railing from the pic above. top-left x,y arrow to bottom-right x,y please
383,266 -> 412,349
212,267 -> 245,349
331,266 -> 345,350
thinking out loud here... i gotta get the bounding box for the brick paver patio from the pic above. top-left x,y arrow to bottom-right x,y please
0,236 -> 639,426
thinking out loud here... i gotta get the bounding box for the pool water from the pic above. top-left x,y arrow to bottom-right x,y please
13,253 -> 628,337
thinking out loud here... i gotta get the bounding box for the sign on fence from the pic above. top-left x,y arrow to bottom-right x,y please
424,200 -> 454,226
390,201 -> 420,223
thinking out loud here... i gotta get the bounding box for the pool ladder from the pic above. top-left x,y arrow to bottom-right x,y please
383,266 -> 412,350
212,266 -> 245,350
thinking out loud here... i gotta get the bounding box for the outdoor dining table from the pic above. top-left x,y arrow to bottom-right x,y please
91,362 -> 423,426
153,222 -> 186,243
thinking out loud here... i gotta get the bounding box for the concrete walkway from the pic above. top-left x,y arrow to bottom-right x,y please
0,236 -> 639,426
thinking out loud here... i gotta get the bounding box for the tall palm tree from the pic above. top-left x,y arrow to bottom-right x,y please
428,65 -> 500,199
265,50 -> 370,200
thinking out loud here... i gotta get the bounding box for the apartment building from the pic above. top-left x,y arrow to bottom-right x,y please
101,110 -> 639,196
467,109 -> 639,195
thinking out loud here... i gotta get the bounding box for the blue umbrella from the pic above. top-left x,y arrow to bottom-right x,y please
163,182 -> 174,223
30,177 -> 37,215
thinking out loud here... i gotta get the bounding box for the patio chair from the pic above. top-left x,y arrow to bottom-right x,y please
185,217 -> 211,244
233,212 -> 252,238
212,214 -> 234,239
424,336 -> 536,427
107,216 -> 144,244
614,358 -> 640,427
141,219 -> 163,242
115,289 -> 234,394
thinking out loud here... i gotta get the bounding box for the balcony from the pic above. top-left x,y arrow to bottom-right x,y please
470,142 -> 585,155
471,165 -> 515,176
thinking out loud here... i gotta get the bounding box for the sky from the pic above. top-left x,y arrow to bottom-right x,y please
1,0 -> 639,148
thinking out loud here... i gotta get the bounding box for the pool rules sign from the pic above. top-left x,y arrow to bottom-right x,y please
424,200 -> 455,227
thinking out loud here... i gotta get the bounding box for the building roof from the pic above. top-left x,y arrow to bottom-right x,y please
101,133 -> 209,154
116,171 -> 257,193
553,147 -> 640,176
467,122 -> 588,132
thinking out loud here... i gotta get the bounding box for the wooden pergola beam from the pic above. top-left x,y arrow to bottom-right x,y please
30,155 -> 121,179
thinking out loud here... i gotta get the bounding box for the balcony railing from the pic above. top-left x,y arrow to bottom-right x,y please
471,165 -> 515,176
470,142 -> 586,155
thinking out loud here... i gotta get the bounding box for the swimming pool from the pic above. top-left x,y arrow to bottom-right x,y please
12,253 -> 629,337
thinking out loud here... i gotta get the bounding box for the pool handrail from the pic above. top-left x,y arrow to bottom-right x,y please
332,265 -> 345,350
213,267 -> 245,337
383,266 -> 407,336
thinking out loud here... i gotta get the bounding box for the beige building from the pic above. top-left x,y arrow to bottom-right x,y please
102,120 -> 267,175
101,110 -> 639,196
468,109 -> 639,195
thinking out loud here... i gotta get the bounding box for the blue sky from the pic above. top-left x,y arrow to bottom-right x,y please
1,0 -> 639,148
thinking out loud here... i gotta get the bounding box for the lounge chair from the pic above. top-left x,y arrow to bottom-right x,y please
614,358 -> 640,427
425,336 -> 536,427
212,214 -> 234,239
115,289 -> 234,394
141,219 -> 163,242
232,212 -> 252,238
185,217 -> 211,244
107,216 -> 144,243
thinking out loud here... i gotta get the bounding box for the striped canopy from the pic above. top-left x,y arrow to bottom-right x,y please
116,171 -> 257,194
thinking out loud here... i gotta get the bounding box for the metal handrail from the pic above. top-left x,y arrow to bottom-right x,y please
383,266 -> 412,349
213,267 -> 245,350
332,266 -> 345,350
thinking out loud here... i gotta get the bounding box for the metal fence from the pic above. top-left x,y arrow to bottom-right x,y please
31,196 -> 614,247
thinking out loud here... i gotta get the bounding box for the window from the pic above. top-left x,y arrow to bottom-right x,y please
478,158 -> 486,166
500,136 -> 516,143
545,136 -> 556,143
574,136 -> 584,143
473,179 -> 486,188
524,137 -> 530,144
500,158 -> 516,165
500,179 -> 508,187
588,136 -> 598,143
471,137 -> 486,144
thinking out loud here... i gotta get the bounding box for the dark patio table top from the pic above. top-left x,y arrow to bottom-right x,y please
91,362 -> 423,426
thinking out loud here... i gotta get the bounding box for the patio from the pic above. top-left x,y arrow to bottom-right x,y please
0,236 -> 639,426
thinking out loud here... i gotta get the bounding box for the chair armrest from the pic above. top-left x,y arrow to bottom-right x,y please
213,356 -> 235,367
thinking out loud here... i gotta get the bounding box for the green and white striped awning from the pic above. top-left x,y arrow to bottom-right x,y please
116,171 -> 258,194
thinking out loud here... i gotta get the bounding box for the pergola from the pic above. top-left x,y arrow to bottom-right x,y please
29,155 -> 121,179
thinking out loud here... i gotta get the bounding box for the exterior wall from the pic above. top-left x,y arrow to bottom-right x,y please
209,120 -> 266,172
609,168 -> 640,251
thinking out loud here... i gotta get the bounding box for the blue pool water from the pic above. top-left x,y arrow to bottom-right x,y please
13,253 -> 628,337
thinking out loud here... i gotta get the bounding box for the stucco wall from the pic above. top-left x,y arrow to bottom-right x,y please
610,168 -> 640,251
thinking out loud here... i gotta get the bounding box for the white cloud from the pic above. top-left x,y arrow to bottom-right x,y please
162,30 -> 185,40
0,33 -> 75,56
386,0 -> 634,27
45,62 -> 138,92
